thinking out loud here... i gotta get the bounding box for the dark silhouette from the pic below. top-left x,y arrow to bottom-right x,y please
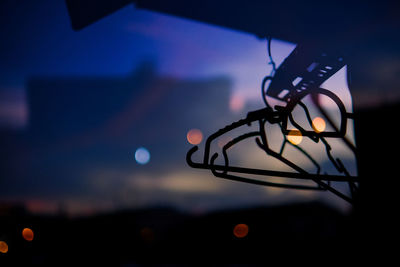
1,0 -> 397,264
187,44 -> 358,203
64,0 -> 400,205
0,202 -> 349,264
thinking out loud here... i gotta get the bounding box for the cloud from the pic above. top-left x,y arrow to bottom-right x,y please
82,166 -> 321,213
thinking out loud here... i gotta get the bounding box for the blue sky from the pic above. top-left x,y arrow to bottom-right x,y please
0,1 -> 358,215
0,1 -> 296,128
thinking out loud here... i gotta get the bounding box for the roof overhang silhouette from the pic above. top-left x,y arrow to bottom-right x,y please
66,0 -> 399,49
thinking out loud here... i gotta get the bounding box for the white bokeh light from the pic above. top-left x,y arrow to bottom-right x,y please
135,147 -> 151,165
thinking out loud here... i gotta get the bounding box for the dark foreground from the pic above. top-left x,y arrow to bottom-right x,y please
0,201 -> 377,265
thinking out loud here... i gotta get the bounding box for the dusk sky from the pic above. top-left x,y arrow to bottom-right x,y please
0,1 -> 361,216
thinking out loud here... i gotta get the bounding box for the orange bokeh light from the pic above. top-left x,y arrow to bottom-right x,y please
233,223 -> 249,238
287,130 -> 303,145
187,129 -> 203,145
0,241 -> 8,253
229,94 -> 245,112
22,228 -> 34,241
312,117 -> 326,133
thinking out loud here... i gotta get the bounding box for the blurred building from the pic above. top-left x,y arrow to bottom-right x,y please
0,62 -> 234,202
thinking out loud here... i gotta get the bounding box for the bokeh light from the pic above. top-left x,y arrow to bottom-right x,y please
287,130 -> 303,145
229,93 -> 245,112
187,129 -> 203,145
0,241 -> 8,253
22,228 -> 34,241
135,147 -> 151,165
312,117 -> 326,133
233,223 -> 249,238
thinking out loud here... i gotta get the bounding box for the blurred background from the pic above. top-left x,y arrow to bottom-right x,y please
0,0 -> 399,264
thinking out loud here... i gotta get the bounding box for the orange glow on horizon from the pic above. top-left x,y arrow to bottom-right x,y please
22,228 -> 34,241
312,117 -> 326,133
287,130 -> 302,145
233,223 -> 249,238
187,129 -> 203,145
0,241 -> 8,253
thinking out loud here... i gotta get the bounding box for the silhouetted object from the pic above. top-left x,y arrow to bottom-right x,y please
65,0 -> 132,30
187,44 -> 358,203
63,1 -> 400,207
65,1 -> 399,49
